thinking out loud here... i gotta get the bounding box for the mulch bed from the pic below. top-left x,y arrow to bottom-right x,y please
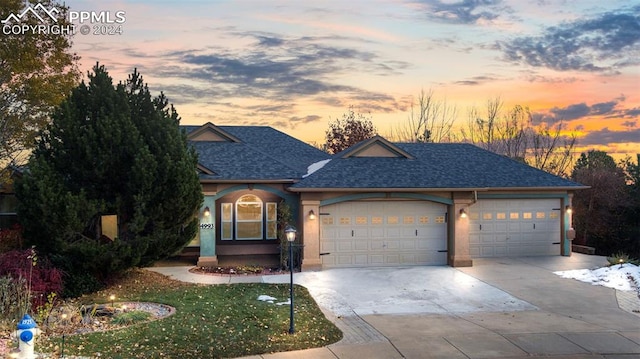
190,266 -> 289,276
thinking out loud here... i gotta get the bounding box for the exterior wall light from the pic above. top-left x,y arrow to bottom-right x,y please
308,210 -> 316,220
565,205 -> 572,214
203,206 -> 210,217
459,208 -> 467,218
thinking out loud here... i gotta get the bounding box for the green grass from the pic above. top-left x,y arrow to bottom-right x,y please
38,274 -> 342,359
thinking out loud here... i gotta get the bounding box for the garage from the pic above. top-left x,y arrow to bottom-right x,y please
320,200 -> 448,267
468,199 -> 562,257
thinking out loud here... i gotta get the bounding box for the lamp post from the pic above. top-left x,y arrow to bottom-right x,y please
284,225 -> 297,334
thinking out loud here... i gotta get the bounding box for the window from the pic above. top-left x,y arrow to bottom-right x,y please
372,216 -> 383,224
236,194 -> 263,240
510,212 -> 519,220
419,216 -> 429,224
0,194 -> 18,229
218,193 -> 281,241
356,216 -> 367,224
266,202 -> 277,239
221,203 -> 232,240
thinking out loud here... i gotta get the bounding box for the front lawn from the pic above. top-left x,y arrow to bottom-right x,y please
38,269 -> 342,358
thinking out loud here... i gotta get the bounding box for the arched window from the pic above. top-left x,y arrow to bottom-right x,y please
220,193 -> 278,241
236,194 -> 263,239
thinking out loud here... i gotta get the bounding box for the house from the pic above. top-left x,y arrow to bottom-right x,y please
185,122 -> 586,270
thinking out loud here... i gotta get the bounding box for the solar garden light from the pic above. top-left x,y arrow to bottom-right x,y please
284,225 -> 297,334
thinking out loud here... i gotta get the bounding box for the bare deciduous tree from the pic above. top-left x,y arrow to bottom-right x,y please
459,97 -> 576,176
391,89 -> 456,143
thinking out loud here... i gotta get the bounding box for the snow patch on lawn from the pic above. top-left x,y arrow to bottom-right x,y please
303,159 -> 331,178
257,294 -> 290,306
554,263 -> 640,291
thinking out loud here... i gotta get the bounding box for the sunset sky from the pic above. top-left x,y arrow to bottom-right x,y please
68,0 -> 640,159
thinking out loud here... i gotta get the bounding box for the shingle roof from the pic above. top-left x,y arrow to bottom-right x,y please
184,125 -> 330,181
291,141 -> 584,190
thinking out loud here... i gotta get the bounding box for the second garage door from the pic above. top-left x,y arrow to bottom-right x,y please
320,200 -> 448,267
468,199 -> 562,257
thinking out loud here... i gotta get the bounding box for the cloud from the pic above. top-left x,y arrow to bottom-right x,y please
533,98 -> 631,124
623,107 -> 640,118
580,127 -> 640,146
410,0 -> 508,24
455,75 -> 498,85
499,6 -> 640,72
139,33 -> 407,113
550,103 -> 591,120
622,120 -> 637,128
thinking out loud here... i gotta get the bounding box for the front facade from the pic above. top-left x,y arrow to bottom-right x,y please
186,123 -> 585,269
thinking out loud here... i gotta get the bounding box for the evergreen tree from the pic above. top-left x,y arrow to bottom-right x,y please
15,64 -> 202,295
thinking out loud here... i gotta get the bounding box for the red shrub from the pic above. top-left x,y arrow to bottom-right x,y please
0,248 -> 64,310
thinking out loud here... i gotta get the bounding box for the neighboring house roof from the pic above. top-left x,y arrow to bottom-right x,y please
291,136 -> 585,191
183,123 -> 330,182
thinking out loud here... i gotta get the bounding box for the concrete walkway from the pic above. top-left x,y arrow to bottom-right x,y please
148,254 -> 640,358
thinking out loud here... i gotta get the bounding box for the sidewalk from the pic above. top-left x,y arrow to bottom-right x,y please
148,255 -> 640,359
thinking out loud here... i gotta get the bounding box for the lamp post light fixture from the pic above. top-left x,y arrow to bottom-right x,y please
284,225 -> 297,334
109,294 -> 116,307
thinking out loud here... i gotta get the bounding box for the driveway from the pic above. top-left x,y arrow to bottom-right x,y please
263,265 -> 536,317
260,254 -> 640,358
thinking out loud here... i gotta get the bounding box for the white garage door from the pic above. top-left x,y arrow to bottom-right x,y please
320,200 -> 448,267
469,199 -> 562,257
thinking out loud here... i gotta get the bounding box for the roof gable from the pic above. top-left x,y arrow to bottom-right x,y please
187,122 -> 240,142
339,136 -> 415,159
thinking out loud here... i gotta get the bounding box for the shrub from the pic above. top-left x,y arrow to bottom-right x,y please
606,252 -> 640,266
0,248 -> 64,311
61,271 -> 103,299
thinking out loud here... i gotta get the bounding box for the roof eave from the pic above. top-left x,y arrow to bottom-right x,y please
200,179 -> 298,184
289,186 -> 590,192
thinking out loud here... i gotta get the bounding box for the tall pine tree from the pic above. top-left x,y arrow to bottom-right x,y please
16,64 -> 202,295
